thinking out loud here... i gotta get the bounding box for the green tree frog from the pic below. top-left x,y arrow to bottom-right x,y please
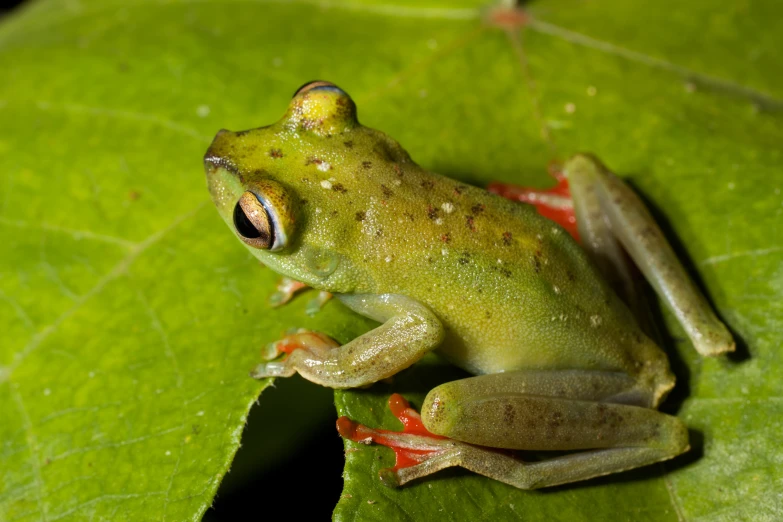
204,81 -> 734,489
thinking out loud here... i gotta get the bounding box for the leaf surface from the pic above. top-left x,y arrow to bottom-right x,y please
0,1 -> 780,521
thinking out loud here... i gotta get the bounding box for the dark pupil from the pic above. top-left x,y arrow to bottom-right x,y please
233,202 -> 261,238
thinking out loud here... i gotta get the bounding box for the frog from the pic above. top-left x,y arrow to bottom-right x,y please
203,80 -> 735,489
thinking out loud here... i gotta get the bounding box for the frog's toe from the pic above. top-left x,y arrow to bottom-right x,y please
378,468 -> 401,488
268,277 -> 309,307
305,291 -> 333,316
250,361 -> 295,379
261,329 -> 338,361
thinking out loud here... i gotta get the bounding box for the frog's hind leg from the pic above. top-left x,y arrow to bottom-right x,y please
339,371 -> 689,489
564,154 -> 734,356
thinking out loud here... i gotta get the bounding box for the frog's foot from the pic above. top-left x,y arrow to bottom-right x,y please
251,329 -> 339,379
268,277 -> 309,307
305,291 -> 333,316
487,163 -> 580,241
268,277 -> 332,315
337,394 -> 490,487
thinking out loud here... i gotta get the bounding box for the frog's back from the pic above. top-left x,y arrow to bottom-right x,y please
354,162 -> 671,394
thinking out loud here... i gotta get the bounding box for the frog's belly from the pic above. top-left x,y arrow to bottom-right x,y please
431,298 -> 646,379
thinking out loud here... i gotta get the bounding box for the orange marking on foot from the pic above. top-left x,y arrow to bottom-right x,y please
336,394 -> 447,472
388,394 -> 443,438
277,341 -> 300,354
488,165 -> 580,242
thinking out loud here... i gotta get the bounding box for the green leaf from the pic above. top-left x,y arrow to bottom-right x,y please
1,1 -> 780,521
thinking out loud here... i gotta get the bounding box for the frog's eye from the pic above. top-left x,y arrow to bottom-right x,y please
233,191 -> 283,251
293,80 -> 346,98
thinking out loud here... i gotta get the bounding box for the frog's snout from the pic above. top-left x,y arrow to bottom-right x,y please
203,129 -> 236,174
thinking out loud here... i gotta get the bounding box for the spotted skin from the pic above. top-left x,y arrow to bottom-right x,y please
204,81 -> 732,489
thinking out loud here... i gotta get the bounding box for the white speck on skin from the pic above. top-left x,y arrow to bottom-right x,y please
435,218 -> 443,225
315,207 -> 322,214
590,315 -> 602,327
497,259 -> 502,264
155,389 -> 163,394
427,39 -> 438,50
565,102 -> 576,114
441,249 -> 448,256
88,372 -> 95,378
728,182 -> 735,190
43,388 -> 51,396
320,180 -> 332,190
553,285 -> 561,294
273,57 -> 283,67
196,104 -> 210,118
166,450 -> 171,456
587,86 -> 597,96
317,162 -> 331,172
551,227 -> 561,235
442,202 -> 454,214
385,256 -> 392,263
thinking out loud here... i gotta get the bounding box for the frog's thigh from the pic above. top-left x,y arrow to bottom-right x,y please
416,371 -> 688,488
565,154 -> 734,356
271,294 -> 443,388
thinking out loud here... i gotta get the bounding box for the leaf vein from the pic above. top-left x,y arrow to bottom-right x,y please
527,18 -> 783,112
663,466 -> 687,522
0,217 -> 138,248
4,202 -> 208,379
137,289 -> 184,388
700,247 -> 783,266
48,425 -> 186,462
10,385 -> 48,522
48,492 -> 167,522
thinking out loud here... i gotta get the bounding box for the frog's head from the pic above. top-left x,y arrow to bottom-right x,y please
204,81 -> 410,292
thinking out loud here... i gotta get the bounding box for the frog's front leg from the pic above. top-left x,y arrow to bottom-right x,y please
342,371 -> 689,489
252,294 -> 444,388
565,154 -> 734,357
